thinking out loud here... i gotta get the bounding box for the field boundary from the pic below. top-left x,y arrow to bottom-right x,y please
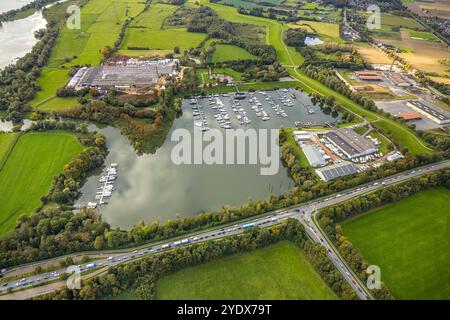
0,132 -> 21,173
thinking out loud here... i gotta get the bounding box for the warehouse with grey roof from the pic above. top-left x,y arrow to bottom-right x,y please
406,100 -> 450,125
302,145 -> 326,167
325,128 -> 377,159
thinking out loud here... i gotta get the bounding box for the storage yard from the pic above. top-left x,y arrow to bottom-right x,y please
340,68 -> 450,130
68,58 -> 180,90
291,127 -> 399,182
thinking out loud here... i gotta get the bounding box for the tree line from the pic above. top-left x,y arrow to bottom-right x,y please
35,219 -> 358,300
0,133 -> 445,268
0,0 -> 61,23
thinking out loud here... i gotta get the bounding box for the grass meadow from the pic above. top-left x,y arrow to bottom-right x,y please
0,132 -> 83,235
342,188 -> 450,300
156,241 -> 337,300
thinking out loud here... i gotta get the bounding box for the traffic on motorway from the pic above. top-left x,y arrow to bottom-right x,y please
1,160 -> 448,298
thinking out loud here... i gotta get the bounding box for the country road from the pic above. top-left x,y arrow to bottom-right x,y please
0,160 -> 449,300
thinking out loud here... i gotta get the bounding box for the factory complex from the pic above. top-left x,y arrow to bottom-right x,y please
68,58 -> 180,91
292,127 -> 398,182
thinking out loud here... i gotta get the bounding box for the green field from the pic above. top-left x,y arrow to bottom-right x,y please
367,12 -> 425,41
121,3 -> 207,51
284,128 -> 309,167
31,0 -> 146,109
286,67 -> 432,155
156,241 -> 337,300
191,0 -> 303,66
342,188 -> 450,300
194,0 -> 430,155
302,21 -> 342,43
367,131 -> 391,154
32,68 -> 79,110
408,30 -> 439,41
0,132 -> 83,235
211,44 -> 258,62
0,133 -> 19,170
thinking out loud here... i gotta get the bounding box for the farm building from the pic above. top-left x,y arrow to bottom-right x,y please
325,128 -> 378,160
406,100 -> 450,125
398,111 -> 422,121
302,145 -> 326,167
354,71 -> 384,82
315,161 -> 358,182
387,72 -> 412,87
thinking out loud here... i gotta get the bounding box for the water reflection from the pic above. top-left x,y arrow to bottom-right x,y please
77,90 -> 339,230
0,119 -> 34,132
0,11 -> 47,69
0,0 -> 34,14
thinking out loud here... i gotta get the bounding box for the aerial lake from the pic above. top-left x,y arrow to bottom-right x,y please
0,10 -> 47,69
0,0 -> 34,13
77,89 -> 340,229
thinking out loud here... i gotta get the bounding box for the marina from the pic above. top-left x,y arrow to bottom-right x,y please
76,89 -> 341,229
87,164 -> 119,208
189,89 -> 342,131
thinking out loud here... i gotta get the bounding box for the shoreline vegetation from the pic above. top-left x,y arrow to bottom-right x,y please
35,219 -> 358,300
0,0 -> 62,23
0,0 -> 448,295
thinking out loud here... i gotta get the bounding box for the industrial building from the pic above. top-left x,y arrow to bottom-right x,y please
387,72 -> 412,87
315,161 -> 358,181
302,145 -> 326,167
293,130 -> 311,142
406,100 -> 450,125
354,71 -> 384,82
325,128 -> 377,160
68,59 -> 179,89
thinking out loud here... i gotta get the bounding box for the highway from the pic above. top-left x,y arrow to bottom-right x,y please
0,160 -> 449,299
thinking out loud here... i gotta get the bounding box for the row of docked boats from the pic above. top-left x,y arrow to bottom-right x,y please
191,98 -> 210,132
211,97 -> 233,129
231,99 -> 251,126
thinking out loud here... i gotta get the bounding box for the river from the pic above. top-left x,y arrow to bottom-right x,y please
77,90 -> 341,229
0,10 -> 47,69
0,0 -> 34,13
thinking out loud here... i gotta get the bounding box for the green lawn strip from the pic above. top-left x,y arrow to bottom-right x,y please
201,80 -> 299,94
156,241 -> 337,300
33,0 -> 146,107
341,188 -> 450,300
211,44 -> 259,62
284,128 -> 310,167
0,133 -> 19,171
0,132 -> 84,236
366,131 -> 392,154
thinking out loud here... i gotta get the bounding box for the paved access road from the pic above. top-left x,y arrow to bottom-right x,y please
1,160 -> 449,300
